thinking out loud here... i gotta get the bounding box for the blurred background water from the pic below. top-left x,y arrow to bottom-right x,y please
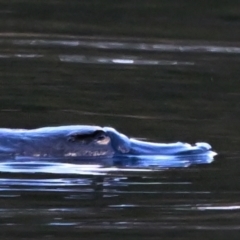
0,1 -> 240,239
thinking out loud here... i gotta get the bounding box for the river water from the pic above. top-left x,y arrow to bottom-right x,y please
0,1 -> 240,239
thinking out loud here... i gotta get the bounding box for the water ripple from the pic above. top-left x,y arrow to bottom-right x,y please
10,38 -> 240,54
59,54 -> 193,66
0,52 -> 194,66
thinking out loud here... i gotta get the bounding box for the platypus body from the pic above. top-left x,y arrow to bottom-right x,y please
0,125 -> 215,161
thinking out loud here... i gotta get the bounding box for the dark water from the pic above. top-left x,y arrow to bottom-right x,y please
1,1 -> 240,239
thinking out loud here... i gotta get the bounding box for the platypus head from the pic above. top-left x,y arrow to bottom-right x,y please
66,126 -> 214,158
67,126 -> 131,155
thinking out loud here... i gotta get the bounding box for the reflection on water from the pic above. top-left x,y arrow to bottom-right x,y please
0,161 -> 239,233
1,35 -> 198,66
10,37 -> 240,54
0,149 -> 215,174
59,55 -> 193,66
1,36 -> 240,66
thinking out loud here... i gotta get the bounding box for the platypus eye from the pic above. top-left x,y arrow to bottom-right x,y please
96,134 -> 106,141
67,130 -> 106,143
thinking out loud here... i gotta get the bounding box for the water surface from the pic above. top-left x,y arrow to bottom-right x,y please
1,1 -> 240,239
